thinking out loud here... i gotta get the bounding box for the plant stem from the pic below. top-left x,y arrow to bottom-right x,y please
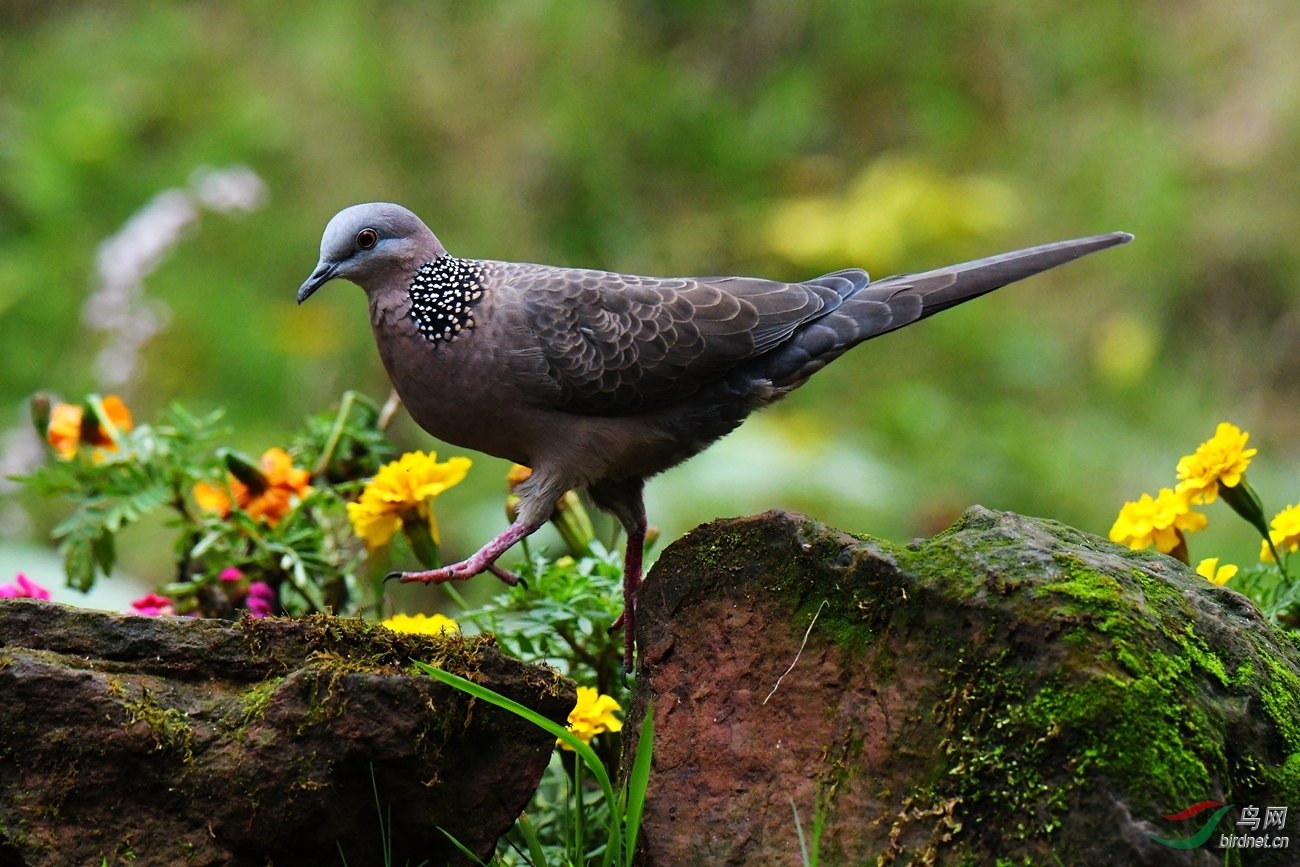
574,752 -> 586,865
312,390 -> 357,477
442,583 -> 470,611
1268,539 -> 1290,581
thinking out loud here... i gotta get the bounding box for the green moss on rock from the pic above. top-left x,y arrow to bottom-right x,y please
124,691 -> 194,764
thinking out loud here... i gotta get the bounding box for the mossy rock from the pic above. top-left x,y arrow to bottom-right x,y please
0,602 -> 573,867
623,507 -> 1300,866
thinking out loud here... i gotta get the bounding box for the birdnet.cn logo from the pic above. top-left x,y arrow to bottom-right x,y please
1148,801 -> 1290,851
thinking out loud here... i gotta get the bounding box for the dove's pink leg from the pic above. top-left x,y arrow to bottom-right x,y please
389,520 -> 537,587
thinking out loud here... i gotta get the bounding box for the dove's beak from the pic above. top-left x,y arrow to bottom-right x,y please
297,261 -> 339,304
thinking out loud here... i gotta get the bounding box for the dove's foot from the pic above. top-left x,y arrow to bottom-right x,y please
387,521 -> 533,587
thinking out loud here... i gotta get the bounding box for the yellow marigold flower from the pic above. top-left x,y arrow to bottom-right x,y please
46,395 -> 133,459
1109,488 -> 1207,554
1196,557 -> 1238,586
193,447 -> 313,527
1259,503 -> 1300,562
347,451 -> 471,548
381,612 -> 459,635
1175,422 -> 1257,504
558,686 -> 623,750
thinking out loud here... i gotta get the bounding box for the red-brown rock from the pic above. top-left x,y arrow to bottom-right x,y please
623,508 -> 1300,866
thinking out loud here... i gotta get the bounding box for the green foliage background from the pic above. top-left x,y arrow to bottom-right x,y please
2,0 -> 1298,590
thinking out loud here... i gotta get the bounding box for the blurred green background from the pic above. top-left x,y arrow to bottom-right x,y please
1,0 -> 1298,607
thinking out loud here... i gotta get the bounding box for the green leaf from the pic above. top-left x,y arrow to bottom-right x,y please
63,537 -> 95,592
92,530 -> 116,576
623,700 -> 653,859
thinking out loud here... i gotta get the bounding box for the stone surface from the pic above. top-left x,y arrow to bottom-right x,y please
0,601 -> 573,867
623,507 -> 1300,866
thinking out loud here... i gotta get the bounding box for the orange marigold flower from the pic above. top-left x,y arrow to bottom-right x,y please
85,396 -> 133,447
193,481 -> 234,517
46,403 -> 83,459
45,395 -> 133,459
193,447 -> 313,527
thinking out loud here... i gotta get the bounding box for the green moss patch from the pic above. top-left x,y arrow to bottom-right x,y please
124,691 -> 193,764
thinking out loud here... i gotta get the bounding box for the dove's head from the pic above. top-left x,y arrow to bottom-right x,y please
298,203 -> 445,303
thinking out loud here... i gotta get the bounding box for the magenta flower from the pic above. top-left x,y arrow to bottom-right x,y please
245,581 -> 275,618
131,592 -> 174,617
0,574 -> 51,600
219,567 -> 244,582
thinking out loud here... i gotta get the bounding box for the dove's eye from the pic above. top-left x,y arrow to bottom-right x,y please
356,229 -> 378,250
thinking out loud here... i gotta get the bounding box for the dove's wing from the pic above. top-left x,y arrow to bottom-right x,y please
494,263 -> 872,415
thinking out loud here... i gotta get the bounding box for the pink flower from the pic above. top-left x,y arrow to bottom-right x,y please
0,574 -> 51,600
219,567 -> 244,582
245,581 -> 275,618
131,593 -> 174,617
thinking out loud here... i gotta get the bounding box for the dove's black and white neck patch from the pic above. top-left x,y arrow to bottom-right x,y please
408,257 -> 486,344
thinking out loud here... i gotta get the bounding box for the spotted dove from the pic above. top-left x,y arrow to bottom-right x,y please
299,203 -> 1131,672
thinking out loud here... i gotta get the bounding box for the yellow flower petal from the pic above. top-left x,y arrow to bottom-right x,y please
1175,422 -> 1256,505
381,612 -> 459,635
1267,504 -> 1300,557
1261,539 -> 1276,562
1197,558 -> 1237,585
558,686 -> 623,750
348,452 -> 472,549
1110,488 -> 1205,552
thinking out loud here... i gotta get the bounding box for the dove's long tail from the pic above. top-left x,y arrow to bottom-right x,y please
754,231 -> 1133,389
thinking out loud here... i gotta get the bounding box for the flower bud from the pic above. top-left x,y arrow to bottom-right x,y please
28,393 -> 51,439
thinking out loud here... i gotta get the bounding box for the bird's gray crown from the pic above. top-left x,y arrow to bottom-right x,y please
298,202 -> 446,304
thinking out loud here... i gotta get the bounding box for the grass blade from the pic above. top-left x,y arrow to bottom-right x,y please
438,828 -> 490,866
810,786 -> 829,867
412,660 -> 622,866
790,796 -> 809,867
623,700 -> 653,859
516,812 -> 548,867
370,765 -> 391,867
